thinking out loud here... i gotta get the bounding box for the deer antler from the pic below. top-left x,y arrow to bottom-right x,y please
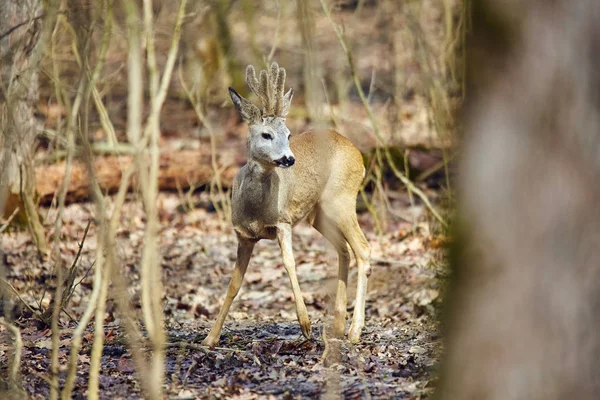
245,62 -> 288,117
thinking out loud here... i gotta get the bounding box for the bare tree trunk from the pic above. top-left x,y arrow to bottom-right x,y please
437,1 -> 600,399
0,1 -> 57,396
0,0 -> 49,255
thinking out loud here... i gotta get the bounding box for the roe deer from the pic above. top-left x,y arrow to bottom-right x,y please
201,62 -> 371,347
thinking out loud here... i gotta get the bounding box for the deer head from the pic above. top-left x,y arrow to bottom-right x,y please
229,62 -> 295,168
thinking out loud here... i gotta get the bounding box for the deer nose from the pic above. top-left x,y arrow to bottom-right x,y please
276,155 -> 295,167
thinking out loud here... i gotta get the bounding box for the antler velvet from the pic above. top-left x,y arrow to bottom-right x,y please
245,62 -> 288,117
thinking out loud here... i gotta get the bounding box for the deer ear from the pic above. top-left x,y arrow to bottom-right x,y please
229,87 -> 261,123
282,87 -> 294,117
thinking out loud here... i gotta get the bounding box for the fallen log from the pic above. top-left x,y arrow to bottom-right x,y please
34,150 -> 240,205
29,145 -> 451,207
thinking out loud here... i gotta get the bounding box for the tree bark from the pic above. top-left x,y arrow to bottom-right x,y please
437,1 -> 600,399
0,0 -> 53,255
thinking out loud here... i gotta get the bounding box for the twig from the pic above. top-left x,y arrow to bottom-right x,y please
165,341 -> 246,354
62,219 -> 92,306
182,359 -> 198,387
366,68 -> 376,105
37,288 -> 47,316
88,0 -> 118,146
371,258 -> 414,268
61,308 -> 77,323
404,149 -> 416,215
0,207 -> 19,233
415,151 -> 457,182
71,260 -> 95,294
0,14 -> 44,42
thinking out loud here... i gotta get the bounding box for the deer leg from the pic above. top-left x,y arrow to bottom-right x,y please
277,223 -> 312,339
342,215 -> 371,344
202,239 -> 255,347
312,211 -> 350,338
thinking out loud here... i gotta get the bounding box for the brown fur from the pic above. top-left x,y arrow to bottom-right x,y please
202,129 -> 371,346
232,130 -> 365,239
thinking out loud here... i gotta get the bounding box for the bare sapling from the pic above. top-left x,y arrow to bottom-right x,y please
202,62 -> 371,347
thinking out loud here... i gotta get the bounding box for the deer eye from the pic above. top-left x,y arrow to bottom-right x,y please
261,133 -> 273,140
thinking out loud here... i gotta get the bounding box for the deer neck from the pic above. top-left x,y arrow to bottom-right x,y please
232,159 -> 293,239
238,159 -> 286,201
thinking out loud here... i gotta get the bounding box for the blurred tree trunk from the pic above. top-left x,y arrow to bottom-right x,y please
438,1 -> 600,399
0,0 -> 50,256
180,2 -> 223,107
211,0 -> 244,94
296,0 -> 324,123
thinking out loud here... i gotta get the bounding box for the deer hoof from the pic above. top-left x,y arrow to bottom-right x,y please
348,323 -> 363,344
201,335 -> 218,348
299,317 -> 312,339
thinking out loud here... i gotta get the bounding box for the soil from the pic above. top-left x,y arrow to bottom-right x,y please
1,189 -> 446,399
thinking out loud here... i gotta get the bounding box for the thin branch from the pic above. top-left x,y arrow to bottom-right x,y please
154,0 -> 188,110
0,12 -> 68,42
143,0 -> 159,101
88,240 -> 111,400
415,151 -> 458,182
87,0 -> 118,146
0,207 -> 19,233
61,223 -> 104,400
71,260 -> 95,293
165,341 -> 246,354
51,6 -> 97,399
139,2 -> 189,398
62,219 -> 92,310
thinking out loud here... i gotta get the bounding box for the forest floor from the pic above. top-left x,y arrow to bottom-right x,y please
0,0 -> 456,397
1,186 -> 447,399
